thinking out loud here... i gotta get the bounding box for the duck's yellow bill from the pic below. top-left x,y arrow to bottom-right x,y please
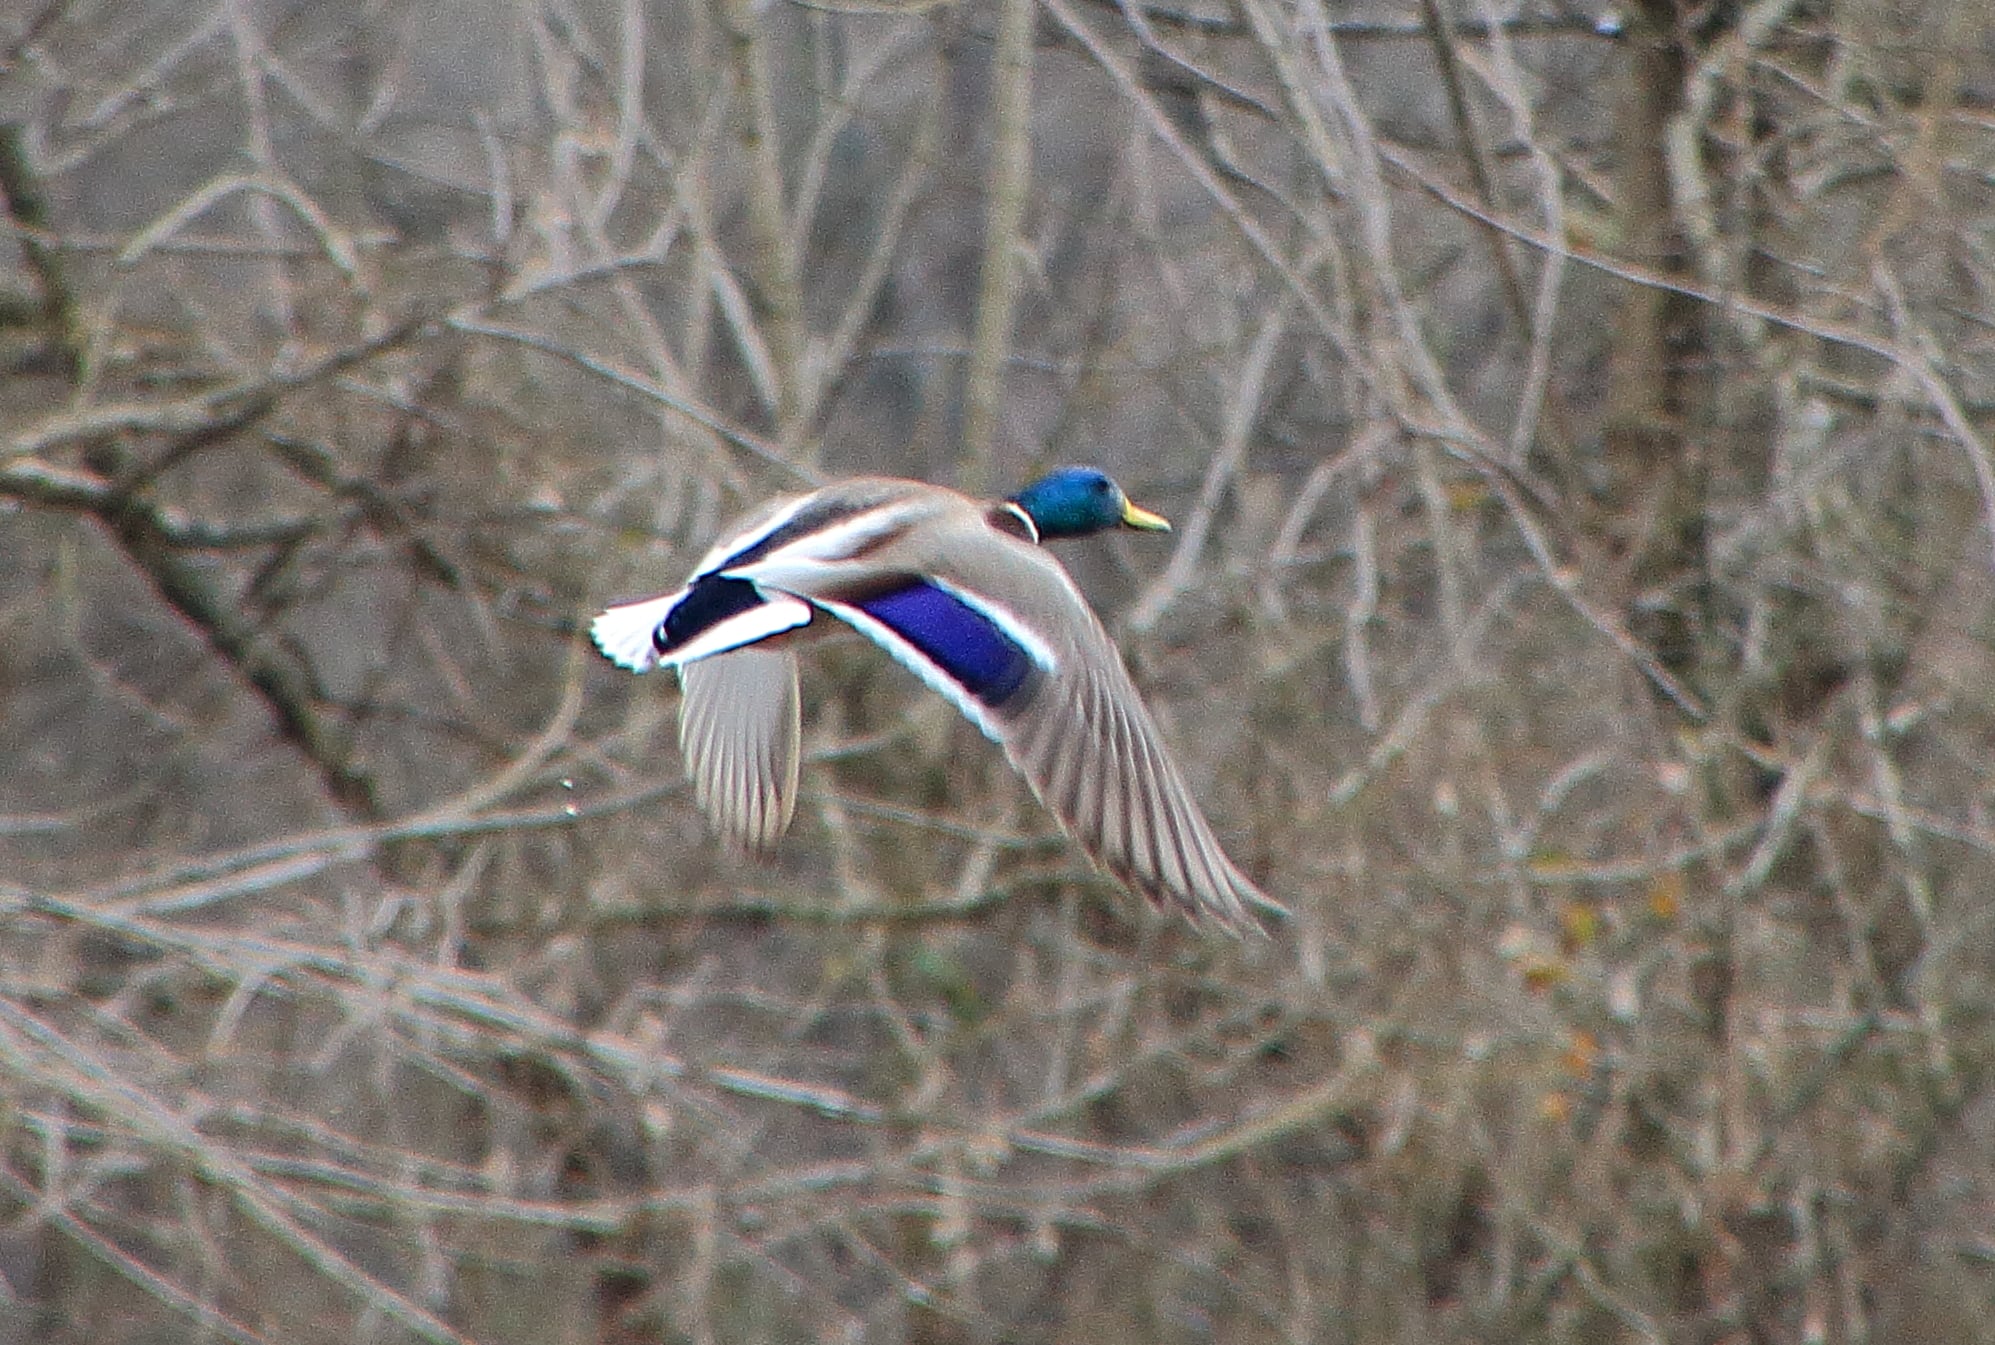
1121,499 -> 1172,532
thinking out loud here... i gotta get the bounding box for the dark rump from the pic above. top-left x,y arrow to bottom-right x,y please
656,576 -> 767,655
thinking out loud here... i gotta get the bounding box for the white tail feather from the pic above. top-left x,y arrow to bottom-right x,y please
590,592 -> 686,672
591,590 -> 814,673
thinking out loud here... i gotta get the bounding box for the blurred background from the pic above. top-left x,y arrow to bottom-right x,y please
3,0 -> 1993,1340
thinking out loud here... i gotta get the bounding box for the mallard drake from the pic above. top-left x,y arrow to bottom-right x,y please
591,467 -> 1282,934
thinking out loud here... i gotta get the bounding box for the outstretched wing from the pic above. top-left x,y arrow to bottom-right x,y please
677,647 -> 802,852
783,536 -> 1281,933
592,579 -> 810,850
997,648 -> 1280,933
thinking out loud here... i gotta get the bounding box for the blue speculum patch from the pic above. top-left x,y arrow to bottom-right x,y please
856,580 -> 1035,708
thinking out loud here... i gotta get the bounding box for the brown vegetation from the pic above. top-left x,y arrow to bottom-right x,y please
2,0 -> 1992,1340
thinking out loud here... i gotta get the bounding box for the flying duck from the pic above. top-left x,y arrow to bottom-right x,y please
591,467 -> 1282,933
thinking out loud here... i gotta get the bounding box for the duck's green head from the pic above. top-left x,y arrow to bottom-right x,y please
1008,467 -> 1172,540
